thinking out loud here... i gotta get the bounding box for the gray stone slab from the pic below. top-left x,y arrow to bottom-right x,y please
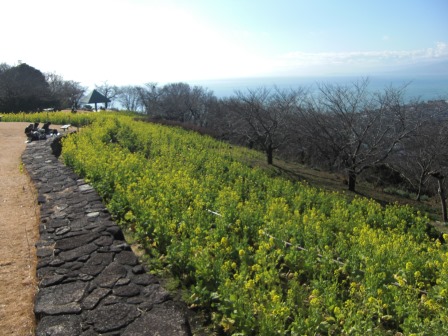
132,273 -> 159,286
56,233 -> 100,251
36,245 -> 54,258
85,251 -> 114,266
82,288 -> 111,310
48,218 -> 71,229
114,250 -> 138,266
40,274 -> 66,287
112,283 -> 142,297
55,226 -> 71,235
142,284 -> 171,305
35,281 -> 88,316
79,184 -> 94,192
131,264 -> 145,274
94,235 -> 114,246
36,315 -> 82,336
86,303 -> 140,333
58,243 -> 98,261
94,262 -> 128,288
123,301 -> 190,336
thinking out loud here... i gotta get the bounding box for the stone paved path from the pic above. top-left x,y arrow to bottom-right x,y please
23,136 -> 192,335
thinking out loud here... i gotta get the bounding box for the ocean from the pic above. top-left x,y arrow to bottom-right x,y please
190,75 -> 448,102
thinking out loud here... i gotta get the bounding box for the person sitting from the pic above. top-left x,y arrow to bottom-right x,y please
24,123 -> 40,141
42,122 -> 51,134
24,123 -> 34,139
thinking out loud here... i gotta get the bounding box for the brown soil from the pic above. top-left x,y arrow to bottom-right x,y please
0,122 -> 39,335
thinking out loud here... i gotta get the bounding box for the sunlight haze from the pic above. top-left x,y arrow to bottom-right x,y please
2,0 -> 447,89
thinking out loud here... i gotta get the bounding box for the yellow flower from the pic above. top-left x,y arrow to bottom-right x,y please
271,293 -> 280,303
310,297 -> 320,306
245,279 -> 255,290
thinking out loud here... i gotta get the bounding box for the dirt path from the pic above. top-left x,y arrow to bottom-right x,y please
0,122 -> 39,335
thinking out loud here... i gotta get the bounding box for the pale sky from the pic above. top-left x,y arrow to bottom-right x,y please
2,0 -> 447,89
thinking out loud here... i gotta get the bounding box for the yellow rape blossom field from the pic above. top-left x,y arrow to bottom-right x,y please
5,111 -> 448,335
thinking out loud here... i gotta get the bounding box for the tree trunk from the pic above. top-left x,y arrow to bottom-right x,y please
267,144 -> 274,165
430,172 -> 447,223
416,186 -> 422,201
348,170 -> 356,192
416,171 -> 425,201
437,178 -> 448,223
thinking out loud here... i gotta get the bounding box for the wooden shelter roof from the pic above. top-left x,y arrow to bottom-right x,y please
83,89 -> 111,104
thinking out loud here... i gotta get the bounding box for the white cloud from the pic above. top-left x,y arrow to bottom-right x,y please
276,42 -> 448,75
427,42 -> 448,58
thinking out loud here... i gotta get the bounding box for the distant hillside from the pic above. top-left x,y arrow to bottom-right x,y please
382,59 -> 448,77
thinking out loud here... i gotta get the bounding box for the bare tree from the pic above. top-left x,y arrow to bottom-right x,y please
137,82 -> 218,126
137,83 -> 162,117
392,138 -> 434,201
390,100 -> 448,220
117,86 -> 142,112
157,82 -> 190,121
95,81 -> 119,109
295,79 -> 415,192
184,85 -> 217,126
46,72 -> 85,109
0,63 -> 11,74
202,98 -> 238,140
157,83 -> 213,124
64,81 -> 86,108
290,96 -> 343,169
227,87 -> 301,165
424,119 -> 448,222
390,112 -> 435,200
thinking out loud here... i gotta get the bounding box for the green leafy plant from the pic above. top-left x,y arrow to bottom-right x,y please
56,114 -> 448,334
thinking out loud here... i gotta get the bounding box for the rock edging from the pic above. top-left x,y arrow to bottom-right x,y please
22,136 -> 191,336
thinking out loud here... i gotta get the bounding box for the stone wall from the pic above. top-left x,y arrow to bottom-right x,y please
22,136 -> 192,335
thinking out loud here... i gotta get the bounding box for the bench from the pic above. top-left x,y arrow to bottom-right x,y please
61,124 -> 71,132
